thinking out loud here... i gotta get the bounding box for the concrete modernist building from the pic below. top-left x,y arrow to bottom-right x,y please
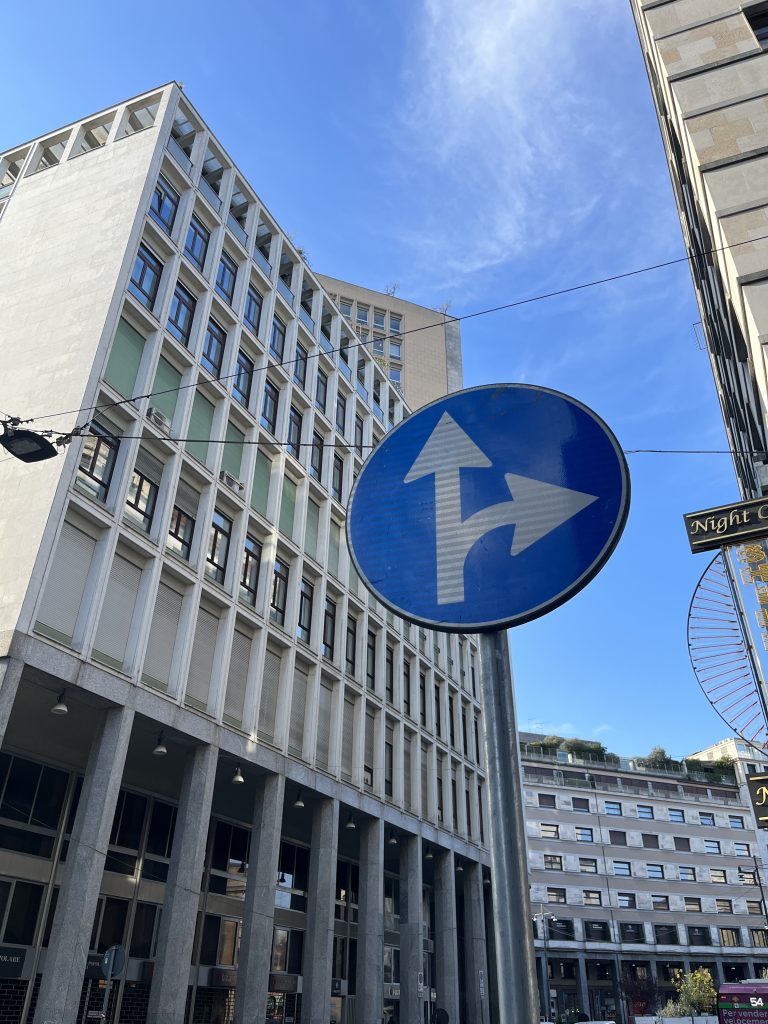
316,277 -> 463,412
631,0 -> 768,499
0,85 -> 491,1024
522,736 -> 768,1023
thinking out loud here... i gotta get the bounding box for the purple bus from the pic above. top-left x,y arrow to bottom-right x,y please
719,981 -> 768,1022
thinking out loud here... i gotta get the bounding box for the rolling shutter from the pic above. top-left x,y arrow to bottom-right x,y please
258,648 -> 281,742
36,522 -> 96,644
288,664 -> 308,758
142,582 -> 183,691
403,735 -> 412,810
279,478 -> 297,539
364,705 -> 375,790
224,629 -> 251,727
305,499 -> 320,560
184,606 -> 219,710
92,554 -> 142,669
341,695 -> 355,782
316,682 -> 332,770
421,744 -> 429,817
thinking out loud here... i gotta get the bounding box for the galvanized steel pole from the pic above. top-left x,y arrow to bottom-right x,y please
479,630 -> 539,1023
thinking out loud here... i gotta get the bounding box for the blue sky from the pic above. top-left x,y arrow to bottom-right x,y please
1,0 -> 742,758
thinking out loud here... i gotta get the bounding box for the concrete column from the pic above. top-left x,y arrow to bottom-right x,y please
234,773 -> 285,1024
434,849 -> 460,1022
34,705 -> 134,1024
463,861 -> 489,1024
303,796 -> 339,1024
399,834 -> 423,1024
577,956 -> 590,1020
0,658 -> 22,748
356,818 -> 384,1024
146,743 -> 218,1024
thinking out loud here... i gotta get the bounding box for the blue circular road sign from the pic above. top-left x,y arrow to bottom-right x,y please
347,383 -> 630,631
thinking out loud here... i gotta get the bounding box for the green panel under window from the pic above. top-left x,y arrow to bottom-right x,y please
104,318 -> 145,397
186,392 -> 215,465
251,451 -> 271,517
279,477 -> 297,539
305,499 -> 320,560
349,562 -> 360,597
329,520 -> 340,579
151,357 -> 182,422
221,422 -> 245,479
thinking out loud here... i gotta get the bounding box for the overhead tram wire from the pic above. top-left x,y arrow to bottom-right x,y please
16,228 -> 768,436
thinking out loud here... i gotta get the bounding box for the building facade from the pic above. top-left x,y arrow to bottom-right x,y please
316,277 -> 463,412
522,736 -> 768,1022
0,84 -> 491,1024
630,0 -> 768,499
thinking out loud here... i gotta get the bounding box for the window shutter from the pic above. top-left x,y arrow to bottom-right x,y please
104,318 -> 145,398
151,357 -> 181,421
364,706 -> 375,771
328,521 -> 340,578
92,554 -> 142,669
316,682 -> 333,770
184,606 -> 218,710
224,629 -> 251,727
221,421 -> 244,480
258,648 -> 281,742
288,664 -> 308,758
186,391 -> 214,465
36,522 -> 96,644
251,451 -> 271,517
305,499 -> 320,560
279,478 -> 297,539
134,448 -> 163,483
341,695 -> 355,782
421,745 -> 429,817
174,479 -> 198,516
403,735 -> 412,810
142,582 -> 183,690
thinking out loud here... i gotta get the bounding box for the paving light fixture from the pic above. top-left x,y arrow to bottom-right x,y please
293,790 -> 305,809
0,424 -> 58,464
231,764 -> 245,785
50,690 -> 68,716
152,731 -> 167,756
387,829 -> 398,846
345,813 -> 356,830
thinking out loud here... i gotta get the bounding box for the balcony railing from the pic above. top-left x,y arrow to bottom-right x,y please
167,137 -> 192,175
199,176 -> 222,213
277,277 -> 295,308
356,380 -> 368,402
227,214 -> 248,248
254,246 -> 272,277
373,402 -> 384,423
339,359 -> 352,382
320,332 -> 334,356
0,182 -> 13,200
299,306 -> 315,333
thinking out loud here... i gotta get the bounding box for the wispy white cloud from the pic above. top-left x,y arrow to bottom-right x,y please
592,723 -> 613,737
524,718 -> 577,736
395,0 -> 632,290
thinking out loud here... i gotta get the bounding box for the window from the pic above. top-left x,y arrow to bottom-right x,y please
323,597 -> 336,659
366,631 -> 376,690
583,889 -> 602,906
746,5 -> 768,46
315,368 -> 328,414
339,299 -> 352,318
168,503 -> 195,560
717,899 -> 733,913
310,431 -> 323,481
240,535 -> 262,605
388,367 -> 401,383
720,927 -> 740,947
729,815 -> 745,830
419,674 -> 426,726
572,797 -> 589,812
125,453 -> 159,532
244,285 -> 263,334
652,895 -> 670,911
167,281 -> 196,346
287,407 -> 303,459
331,454 -> 343,502
544,855 -> 562,871
711,868 -> 727,884
541,823 -> 559,840
584,920 -> 609,941
261,380 -> 279,434
547,887 -> 566,904
735,842 -> 750,857
385,646 -> 394,702
345,616 -> 357,675
538,794 -> 556,809
617,892 -> 636,909
647,864 -> 664,879
270,317 -> 286,361
674,836 -> 691,852
294,344 -> 308,388
613,861 -> 631,877
403,660 -> 411,717
202,318 -> 226,376
620,922 -> 645,943
206,510 -> 231,584
575,826 -> 593,843
642,833 -> 660,849
669,808 -> 685,823
78,423 -> 119,502
679,866 -> 696,882
233,350 -> 254,406
373,336 -> 385,355
740,869 -> 757,885
705,840 -> 721,855
297,579 -> 314,643
700,812 -> 715,826
685,897 -> 702,912
752,929 -> 768,948
356,305 -> 369,325
129,244 -> 163,308
579,858 -> 598,873
637,804 -> 654,819
654,922 -> 677,943
336,393 -> 347,434
605,801 -> 622,816
609,830 -> 627,846
688,925 -> 712,946
390,341 -> 401,360
150,175 -> 179,234
373,309 -> 385,330
354,414 -> 364,457
390,314 -> 401,335
185,215 -> 210,270
748,901 -> 763,915
215,251 -> 237,304
433,685 -> 441,736
270,559 -> 289,626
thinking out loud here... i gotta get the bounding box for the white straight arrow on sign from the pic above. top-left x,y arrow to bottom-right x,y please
404,412 -> 598,604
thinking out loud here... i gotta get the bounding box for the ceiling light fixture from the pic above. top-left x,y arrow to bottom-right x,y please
345,813 -> 356,830
152,730 -> 167,756
387,829 -> 398,846
293,790 -> 305,809
231,764 -> 244,785
50,690 -> 68,716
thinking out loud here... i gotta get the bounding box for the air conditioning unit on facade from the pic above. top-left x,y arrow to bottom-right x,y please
147,407 -> 171,433
219,470 -> 244,493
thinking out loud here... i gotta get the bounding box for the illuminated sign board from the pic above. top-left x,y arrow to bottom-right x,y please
684,497 -> 768,553
747,773 -> 768,830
